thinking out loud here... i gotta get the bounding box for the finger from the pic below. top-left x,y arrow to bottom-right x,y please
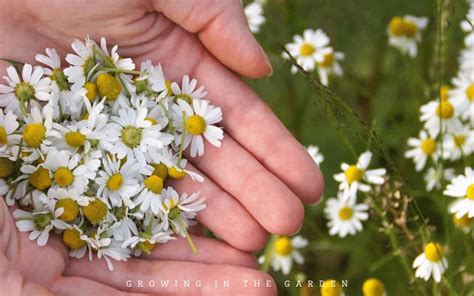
51,277 -> 149,296
152,0 -> 272,78
66,258 -> 276,296
147,236 -> 258,269
169,162 -> 269,251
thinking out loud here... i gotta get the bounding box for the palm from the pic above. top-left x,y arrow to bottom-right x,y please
1,0 -> 323,294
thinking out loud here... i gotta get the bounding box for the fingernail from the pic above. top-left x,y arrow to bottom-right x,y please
258,44 -> 273,77
290,223 -> 303,236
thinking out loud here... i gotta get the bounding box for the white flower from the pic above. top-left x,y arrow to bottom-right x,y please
405,130 -> 439,171
444,167 -> 474,218
450,70 -> 474,123
307,145 -> 324,166
442,125 -> 474,160
424,166 -> 455,192
258,236 -> 307,275
173,99 -> 223,157
413,242 -> 448,283
245,1 -> 266,33
134,174 -> 165,215
19,105 -> 54,162
387,15 -> 428,57
99,37 -> 135,93
0,109 -> 19,150
324,194 -> 369,238
171,75 -> 207,103
121,220 -> 175,256
316,50 -> 344,86
136,60 -> 167,94
0,64 -> 51,117
333,151 -> 386,200
159,187 -> 206,236
64,37 -> 97,91
283,28 -> 332,74
419,98 -> 462,138
46,187 -> 91,207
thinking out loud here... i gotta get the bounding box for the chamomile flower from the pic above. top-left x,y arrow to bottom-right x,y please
245,1 -> 266,34
450,70 -> 474,123
443,126 -> 474,160
413,242 -> 448,283
258,236 -> 308,275
20,105 -> 54,161
0,64 -> 51,117
424,166 -> 455,192
387,15 -> 428,57
136,60 -> 167,95
405,130 -> 439,171
49,119 -> 104,153
0,109 -> 19,151
173,99 -> 224,157
316,50 -> 344,86
307,145 -> 324,166
420,98 -> 462,138
320,279 -> 345,296
36,48 -> 69,91
134,173 -> 165,215
121,220 -> 174,256
324,194 -> 369,238
64,37 -> 97,91
170,75 -> 207,104
63,225 -> 88,259
99,38 -> 135,93
444,167 -> 474,218
333,151 -> 386,200
149,147 -> 204,182
362,278 -> 386,296
283,28 -> 332,74
452,214 -> 474,232
159,187 -> 206,236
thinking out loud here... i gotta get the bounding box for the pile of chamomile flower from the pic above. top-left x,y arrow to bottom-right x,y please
0,37 -> 224,271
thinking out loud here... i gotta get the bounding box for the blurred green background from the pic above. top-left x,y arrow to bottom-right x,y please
243,0 -> 472,294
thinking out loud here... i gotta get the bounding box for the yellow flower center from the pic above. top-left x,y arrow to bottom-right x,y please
144,175 -> 163,194
421,138 -> 437,155
318,53 -> 334,68
29,167 -> 52,190
273,236 -> 292,256
84,81 -> 97,101
300,42 -> 315,57
83,198 -> 108,224
466,184 -> 474,200
362,278 -> 385,296
338,206 -> 354,221
168,167 -> 186,179
185,115 -> 206,135
321,280 -> 343,296
54,167 -> 74,187
424,242 -> 445,262
0,158 -> 15,178
176,93 -> 192,104
65,131 -> 86,148
452,214 -> 474,228
55,198 -> 79,222
344,165 -> 363,184
453,135 -> 466,148
145,117 -> 157,125
121,126 -> 142,148
138,240 -> 156,254
23,124 -> 46,148
389,17 -> 405,36
107,173 -> 123,191
152,163 -> 168,180
14,81 -> 35,102
440,85 -> 450,101
0,127 -> 7,145
466,84 -> 474,101
96,73 -> 122,101
403,20 -> 417,37
435,100 -> 454,119
63,228 -> 86,249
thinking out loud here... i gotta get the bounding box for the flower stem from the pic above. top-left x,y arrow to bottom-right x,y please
178,217 -> 197,255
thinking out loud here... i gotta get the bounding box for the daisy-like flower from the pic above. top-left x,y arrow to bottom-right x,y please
320,279 -> 345,296
413,242 -> 448,283
0,64 -> 51,117
444,167 -> 474,218
324,194 -> 369,238
316,50 -> 344,86
362,278 -> 386,296
333,151 -> 386,199
19,105 -> 54,162
424,166 -> 455,192
405,130 -> 439,171
173,99 -> 223,157
283,28 -> 332,74
452,214 -> 474,232
443,126 -> 474,160
134,173 -> 165,215
170,75 -> 207,104
159,187 -> 206,236
46,187 -> 91,224
13,195 -> 69,246
244,1 -> 266,34
99,37 -> 135,93
135,60 -> 167,96
450,70 -> 474,123
0,109 -> 19,152
258,236 -> 308,275
96,155 -> 146,208
419,98 -> 462,138
387,15 -> 428,57
103,103 -> 173,164
121,220 -> 174,255
307,145 -> 324,166
63,225 -> 88,259
42,149 -> 98,193
64,37 -> 97,91
36,48 -> 69,91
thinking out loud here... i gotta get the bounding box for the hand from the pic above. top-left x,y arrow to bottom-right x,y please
0,197 -> 276,295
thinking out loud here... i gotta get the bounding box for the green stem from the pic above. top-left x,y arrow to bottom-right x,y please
178,217 -> 197,255
260,235 -> 277,273
177,111 -> 187,167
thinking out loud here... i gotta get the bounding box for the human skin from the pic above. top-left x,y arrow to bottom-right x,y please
0,0 -> 324,294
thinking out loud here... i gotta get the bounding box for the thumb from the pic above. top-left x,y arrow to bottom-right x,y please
153,0 -> 272,78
